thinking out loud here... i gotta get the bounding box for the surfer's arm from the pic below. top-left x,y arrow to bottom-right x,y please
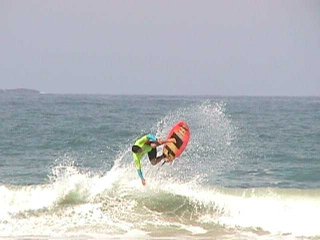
137,168 -> 146,186
157,138 -> 176,145
137,168 -> 144,180
149,138 -> 176,148
133,153 -> 146,183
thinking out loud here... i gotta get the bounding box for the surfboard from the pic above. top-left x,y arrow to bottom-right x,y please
163,121 -> 190,162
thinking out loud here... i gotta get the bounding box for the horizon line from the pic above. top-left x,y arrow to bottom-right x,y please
1,88 -> 319,98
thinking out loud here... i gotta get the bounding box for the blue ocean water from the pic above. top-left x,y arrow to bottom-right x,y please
0,93 -> 319,239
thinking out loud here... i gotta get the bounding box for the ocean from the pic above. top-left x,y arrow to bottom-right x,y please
0,93 -> 319,239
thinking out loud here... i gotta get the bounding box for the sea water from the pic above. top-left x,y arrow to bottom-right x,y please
0,93 -> 319,239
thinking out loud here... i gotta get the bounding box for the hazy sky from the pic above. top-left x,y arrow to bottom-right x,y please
1,0 -> 320,95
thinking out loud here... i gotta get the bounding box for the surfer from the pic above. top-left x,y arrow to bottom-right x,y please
132,134 -> 176,186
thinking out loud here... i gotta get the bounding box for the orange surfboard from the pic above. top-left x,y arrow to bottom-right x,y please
163,121 -> 190,162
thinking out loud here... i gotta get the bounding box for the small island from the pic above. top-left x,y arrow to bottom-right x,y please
0,88 -> 40,95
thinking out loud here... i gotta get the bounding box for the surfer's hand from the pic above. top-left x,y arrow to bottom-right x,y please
168,138 -> 176,144
142,179 -> 146,186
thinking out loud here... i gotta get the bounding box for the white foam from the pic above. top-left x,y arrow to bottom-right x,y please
157,181 -> 320,237
219,189 -> 320,236
179,224 -> 207,235
0,184 -> 58,220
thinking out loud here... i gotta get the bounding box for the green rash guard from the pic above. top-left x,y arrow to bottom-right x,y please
132,135 -> 153,180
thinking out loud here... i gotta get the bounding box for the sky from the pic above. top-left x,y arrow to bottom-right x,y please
1,0 -> 320,96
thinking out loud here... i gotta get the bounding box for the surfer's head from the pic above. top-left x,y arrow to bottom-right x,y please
132,145 -> 143,154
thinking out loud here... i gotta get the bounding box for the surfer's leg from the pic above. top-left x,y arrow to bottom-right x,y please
148,148 -> 157,165
156,154 -> 165,162
148,148 -> 165,165
150,155 -> 165,165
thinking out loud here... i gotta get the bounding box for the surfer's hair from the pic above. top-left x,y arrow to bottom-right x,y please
132,145 -> 142,153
